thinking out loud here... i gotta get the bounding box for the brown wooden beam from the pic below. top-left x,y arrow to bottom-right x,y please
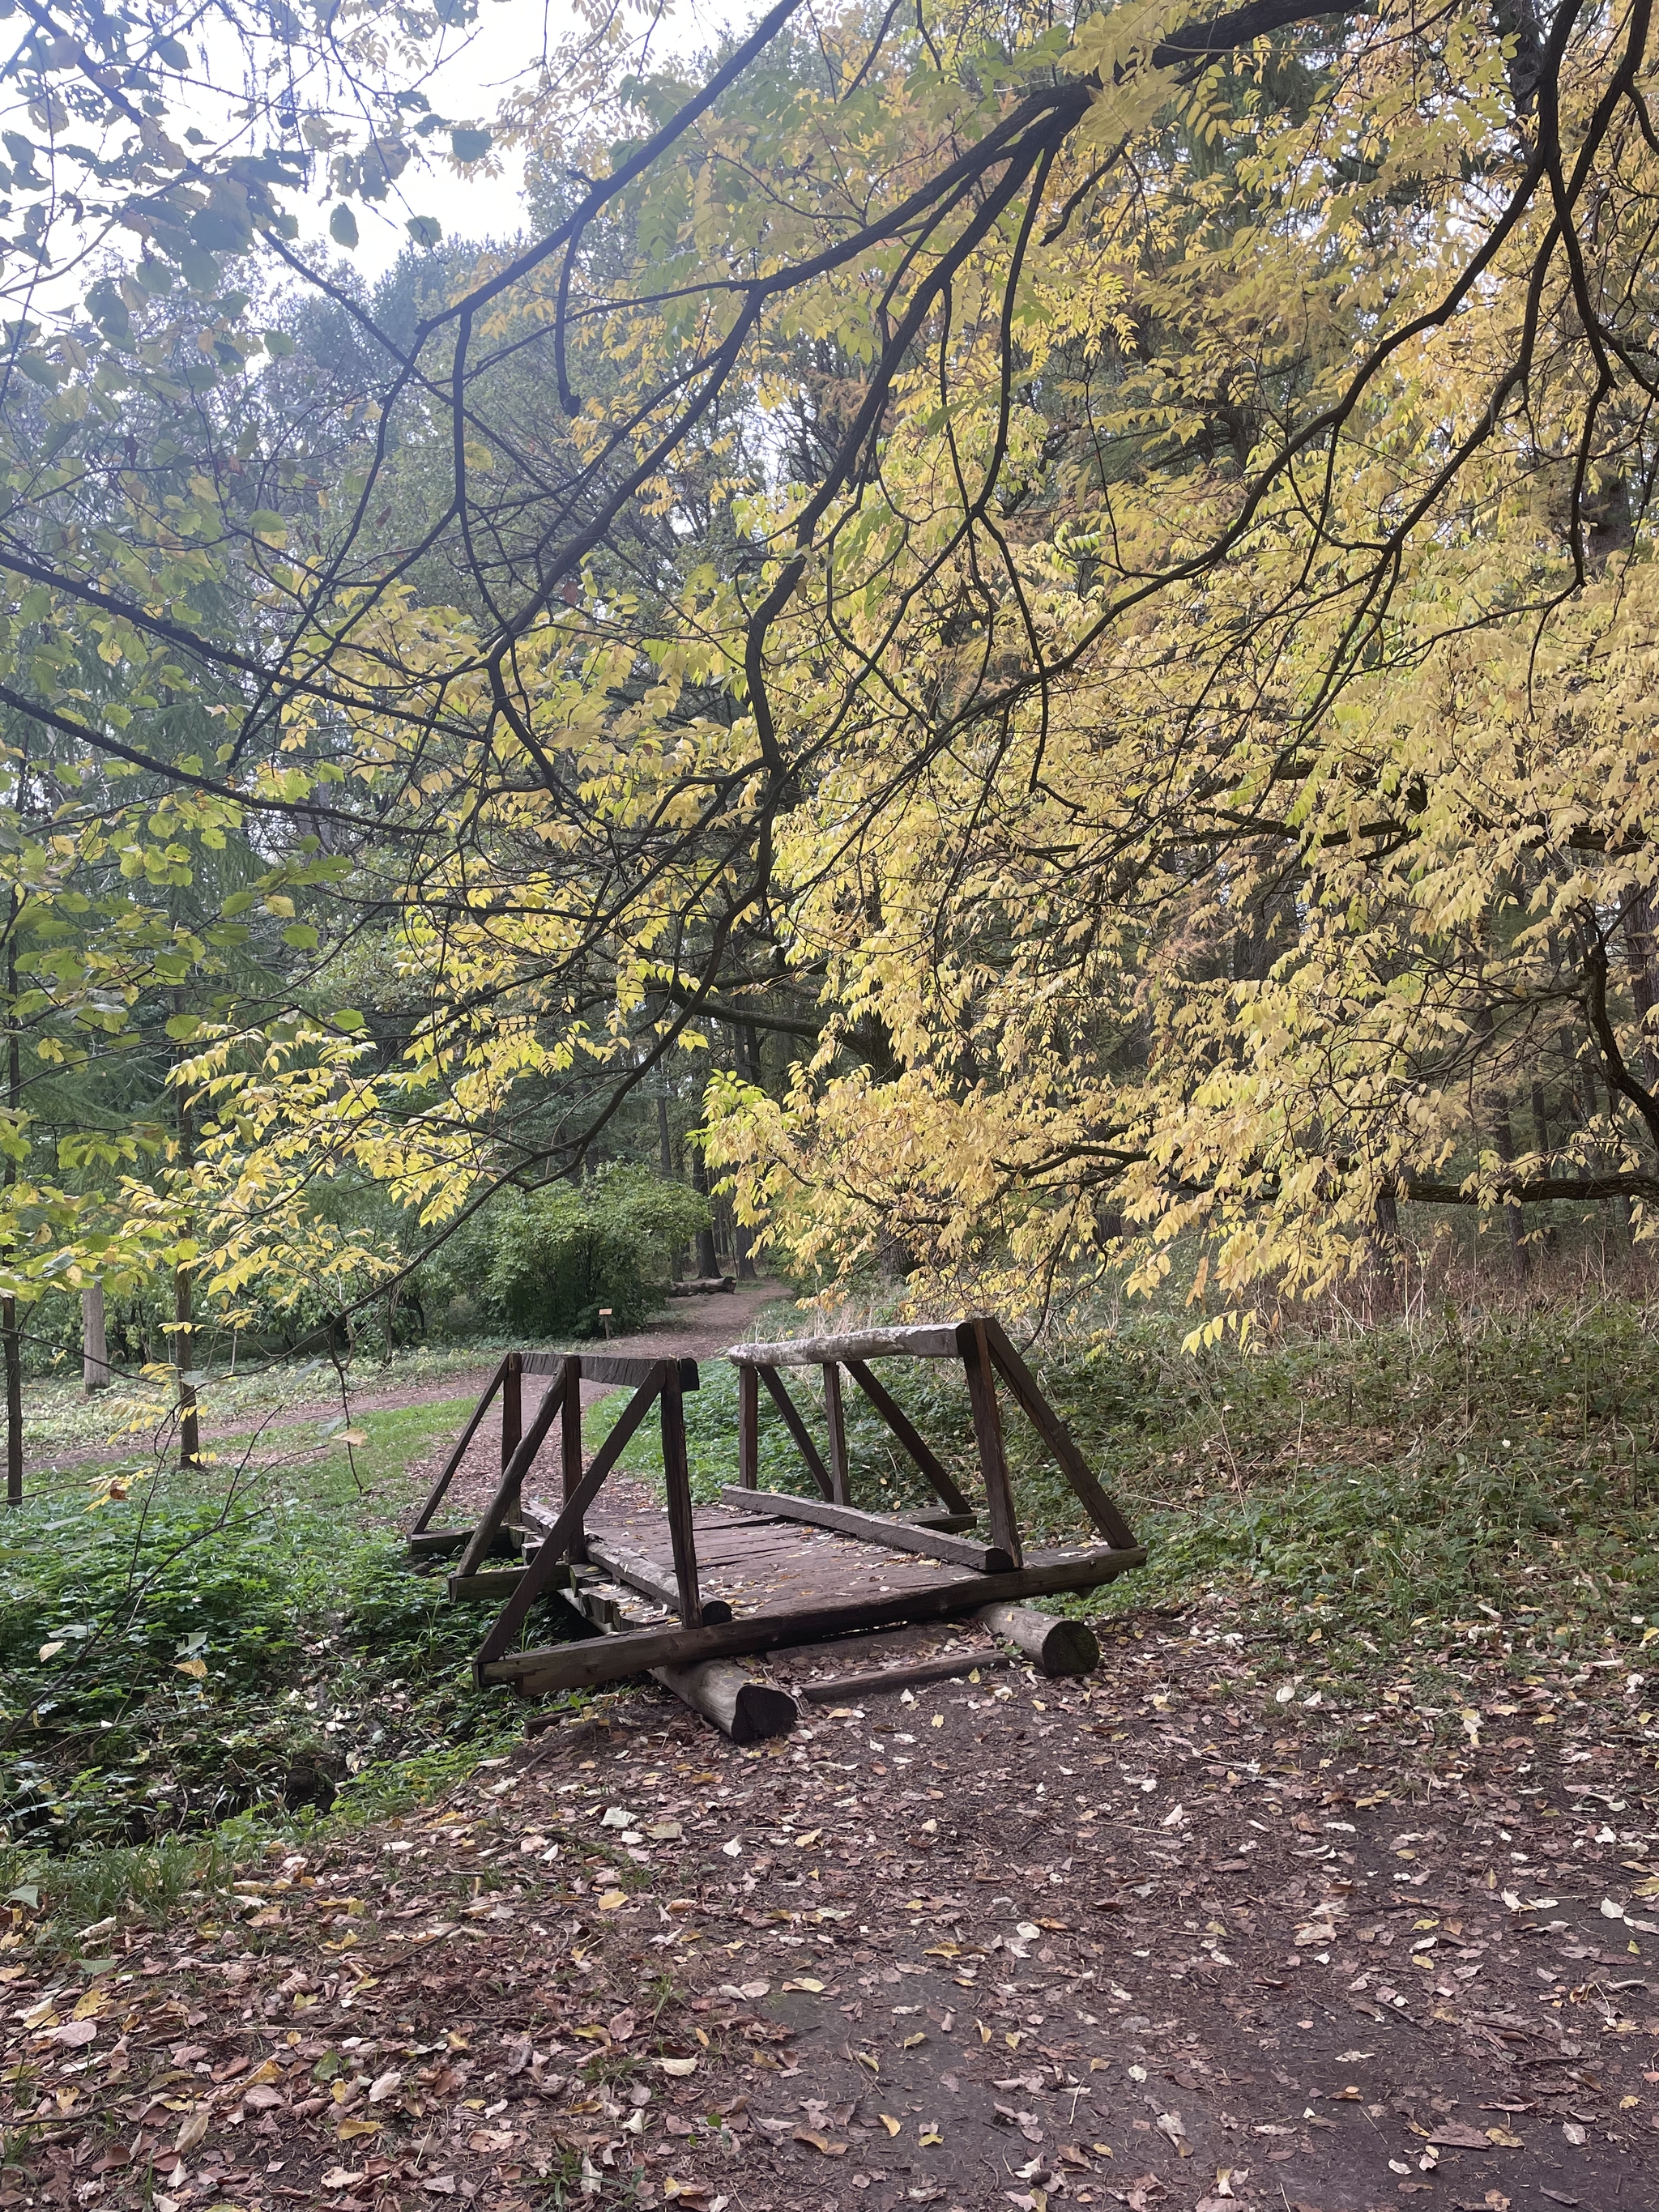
821,1362 -> 850,1505
660,1365 -> 703,1626
842,1358 -> 970,1516
409,1356 -> 505,1534
484,1545 -> 1145,1694
454,1369 -> 567,1579
721,1485 -> 1011,1571
982,1318 -> 1138,1551
959,1319 -> 1021,1568
756,1364 -> 836,1501
737,1360 -> 759,1488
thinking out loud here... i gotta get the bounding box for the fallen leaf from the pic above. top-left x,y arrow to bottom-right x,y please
659,2057 -> 698,2078
880,2115 -> 901,2136
368,2069 -> 402,2103
919,2122 -> 942,2145
175,1657 -> 207,1680
1562,2120 -> 1587,2146
782,1975 -> 825,1993
173,2108 -> 211,2154
337,2117 -> 382,2141
608,2010 -> 637,2042
1428,2120 -> 1492,2150
793,2129 -> 847,2155
595,1889 -> 628,1912
319,2169 -> 365,2190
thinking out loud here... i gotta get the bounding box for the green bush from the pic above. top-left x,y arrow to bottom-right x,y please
435,1168 -> 710,1339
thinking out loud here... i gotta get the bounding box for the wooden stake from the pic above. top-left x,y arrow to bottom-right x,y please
737,1360 -> 759,1488
561,1353 -> 586,1563
660,1366 -> 703,1626
959,1319 -> 1021,1568
501,1353 -> 522,1468
821,1362 -> 850,1504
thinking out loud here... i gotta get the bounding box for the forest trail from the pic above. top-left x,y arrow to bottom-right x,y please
6,1595 -> 1654,2212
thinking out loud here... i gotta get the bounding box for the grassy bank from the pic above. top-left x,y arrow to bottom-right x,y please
0,1396 -> 557,1883
600,1291 -> 1659,1656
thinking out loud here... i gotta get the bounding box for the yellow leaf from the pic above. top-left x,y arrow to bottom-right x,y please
902,2032 -> 926,2048
595,1889 -> 628,1911
880,2114 -> 901,2136
37,1639 -> 64,1661
336,2116 -> 382,2141
919,2124 -> 942,2146
855,2050 -> 880,2074
782,1975 -> 824,1993
176,1657 -> 208,1679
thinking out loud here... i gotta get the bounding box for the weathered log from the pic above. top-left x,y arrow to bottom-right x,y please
797,1648 -> 1012,1702
721,1485 -> 1011,1571
975,1600 -> 1099,1676
728,1323 -> 961,1366
482,1545 -> 1144,1693
650,1660 -> 799,1741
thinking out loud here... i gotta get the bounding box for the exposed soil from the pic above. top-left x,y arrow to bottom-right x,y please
6,1595 -> 1657,2212
20,1281 -> 786,1481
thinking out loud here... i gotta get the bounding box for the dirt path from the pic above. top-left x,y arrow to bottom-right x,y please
19,1281 -> 790,1481
7,1596 -> 1656,2212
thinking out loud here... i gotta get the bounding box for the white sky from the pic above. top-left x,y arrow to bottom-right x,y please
296,0 -> 722,278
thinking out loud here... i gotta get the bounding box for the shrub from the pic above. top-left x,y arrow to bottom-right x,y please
436,1168 -> 710,1339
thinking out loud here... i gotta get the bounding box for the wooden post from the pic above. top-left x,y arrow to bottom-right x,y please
561,1353 -> 586,1562
501,1353 -> 522,1468
737,1361 -> 759,1488
659,1366 -> 703,1627
821,1362 -> 850,1504
981,1319 -> 1138,1549
959,1319 -> 1021,1568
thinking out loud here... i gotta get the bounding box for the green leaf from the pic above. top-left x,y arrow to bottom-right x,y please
406,214 -> 442,249
330,203 -> 359,249
282,923 -> 319,949
247,509 -> 288,548
155,35 -> 190,67
332,1008 -> 366,1031
190,207 -> 252,254
178,244 -> 220,294
164,1014 -> 200,1043
263,328 -> 296,357
450,127 -> 492,164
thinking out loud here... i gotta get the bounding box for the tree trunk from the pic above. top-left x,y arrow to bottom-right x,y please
83,1282 -> 109,1393
733,1022 -> 758,1279
691,1146 -> 719,1280
175,1080 -> 199,1467
3,917 -> 19,1506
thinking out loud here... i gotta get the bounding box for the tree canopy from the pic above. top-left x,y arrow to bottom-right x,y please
0,0 -> 1655,1356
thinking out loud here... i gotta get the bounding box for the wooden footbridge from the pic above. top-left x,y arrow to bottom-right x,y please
408,1317 -> 1144,1739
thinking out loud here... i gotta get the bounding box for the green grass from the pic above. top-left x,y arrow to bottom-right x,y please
0,1393 -> 572,1869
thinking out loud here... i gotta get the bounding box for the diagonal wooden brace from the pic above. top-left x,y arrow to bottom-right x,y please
756,1364 -> 836,1500
454,1367 -> 567,1579
410,1357 -> 506,1535
474,1371 -> 663,1677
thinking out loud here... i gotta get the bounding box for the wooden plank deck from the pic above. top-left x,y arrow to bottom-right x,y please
533,1496 -> 976,1617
